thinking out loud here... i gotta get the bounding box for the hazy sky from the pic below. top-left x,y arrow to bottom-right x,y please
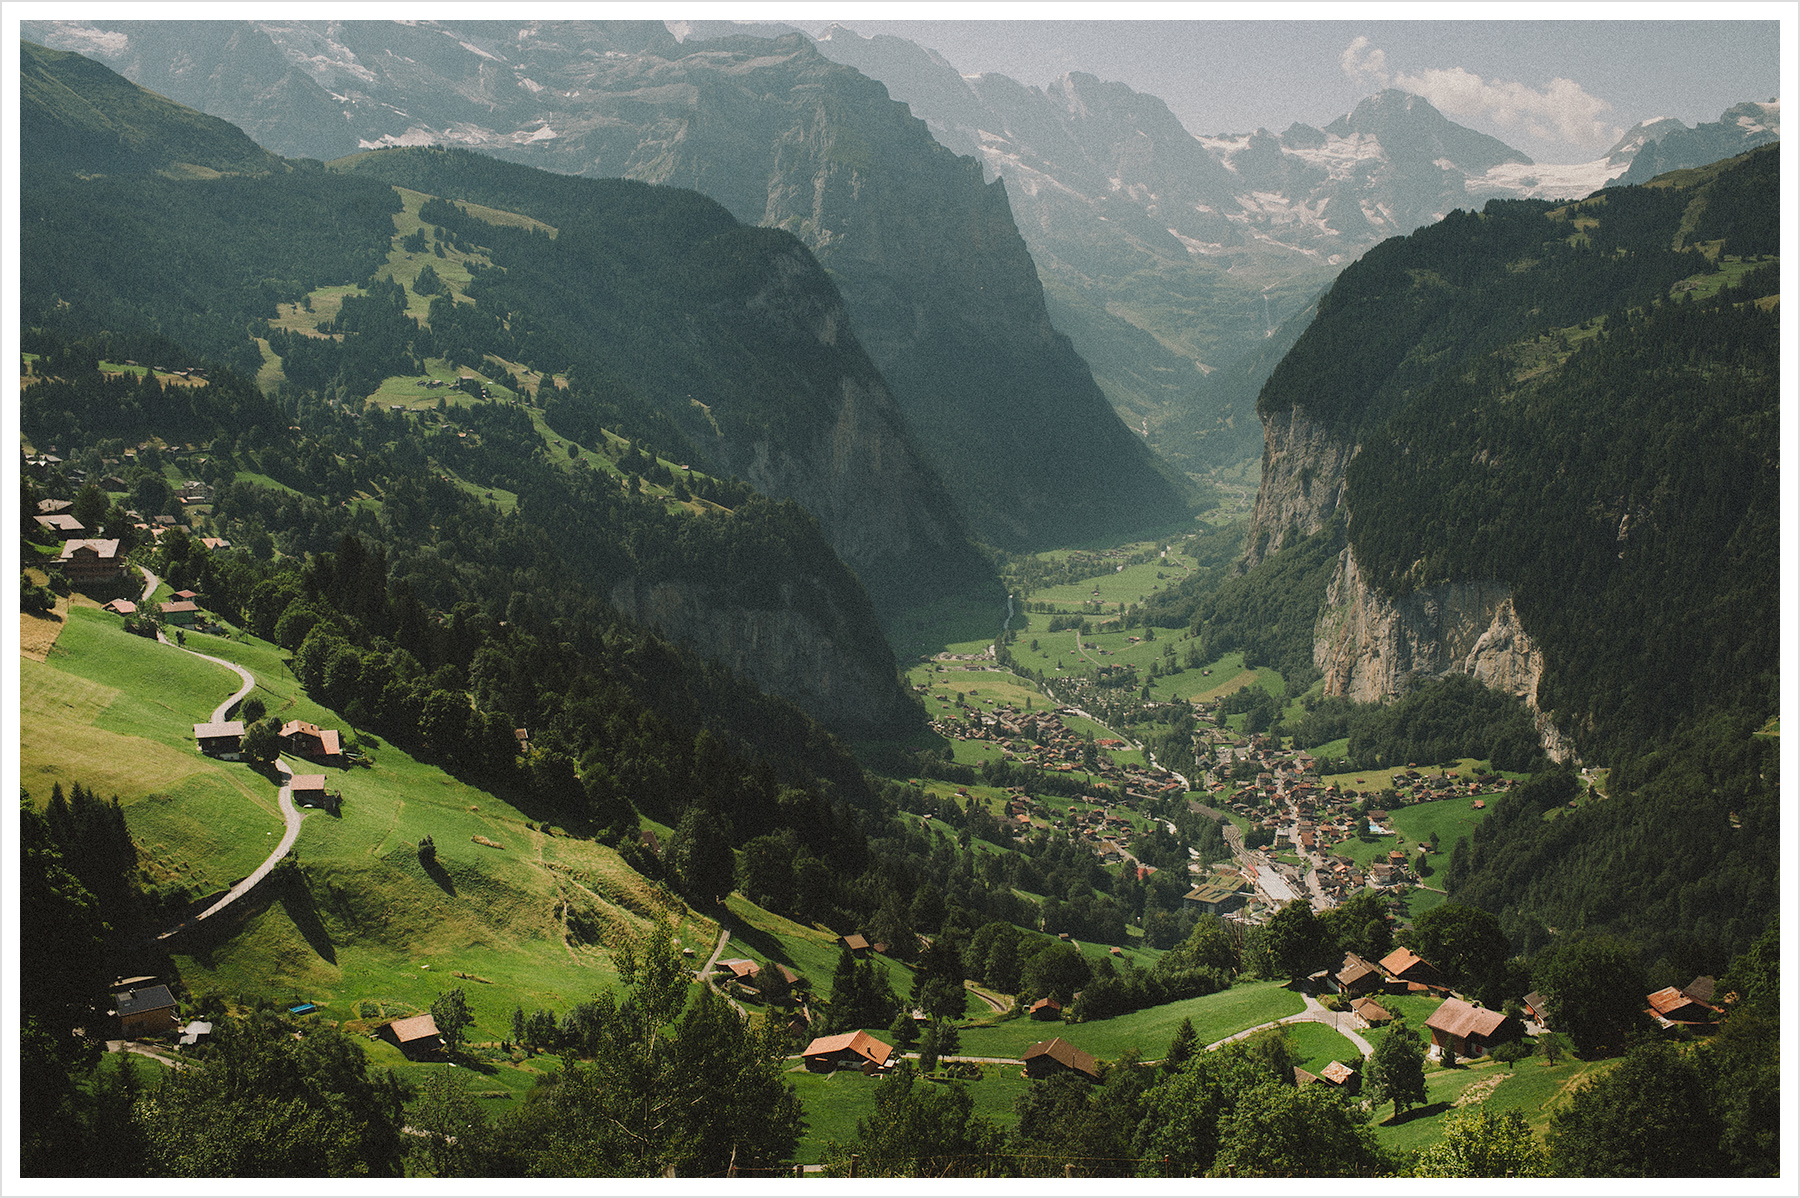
763,14 -> 1783,164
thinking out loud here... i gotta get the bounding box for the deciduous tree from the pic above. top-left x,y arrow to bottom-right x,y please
1365,1017 -> 1428,1122
1415,1107 -> 1548,1177
1210,1082 -> 1387,1177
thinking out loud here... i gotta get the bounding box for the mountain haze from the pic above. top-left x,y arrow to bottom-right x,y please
18,41 -> 983,732
22,18 -> 1192,550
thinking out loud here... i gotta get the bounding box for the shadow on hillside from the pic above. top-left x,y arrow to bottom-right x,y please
1384,1100 -> 1452,1127
422,854 -> 457,896
720,915 -> 795,968
276,867 -> 337,966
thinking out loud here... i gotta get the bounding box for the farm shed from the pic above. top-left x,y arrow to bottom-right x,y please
802,1030 -> 894,1073
1023,1037 -> 1100,1082
381,1013 -> 444,1059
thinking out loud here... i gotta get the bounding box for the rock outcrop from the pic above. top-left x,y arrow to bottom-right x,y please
609,576 -> 914,735
1312,546 -> 1574,762
1247,396 -> 1574,760
1241,406 -> 1355,571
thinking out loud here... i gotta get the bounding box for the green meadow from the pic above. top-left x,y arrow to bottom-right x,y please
1323,795 -> 1501,867
788,1064 -> 1036,1164
952,979 -> 1304,1062
20,601 -> 719,1044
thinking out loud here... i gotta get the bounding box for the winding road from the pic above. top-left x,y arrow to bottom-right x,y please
148,567 -> 309,942
1205,991 -> 1374,1057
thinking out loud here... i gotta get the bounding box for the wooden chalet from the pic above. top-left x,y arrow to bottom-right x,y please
382,1013 -> 443,1059
280,720 -> 342,761
289,774 -> 338,812
801,1030 -> 893,1073
1379,946 -> 1448,992
193,719 -> 245,759
58,538 -> 125,584
1329,952 -> 1386,999
1646,986 -> 1721,1028
1350,996 -> 1395,1027
103,599 -> 137,616
1028,997 -> 1063,1021
838,933 -> 872,957
1681,976 -> 1718,1005
34,513 -> 85,539
715,959 -> 761,984
1521,991 -> 1551,1026
1424,998 -> 1521,1059
161,600 -> 200,626
113,984 -> 179,1038
1023,1037 -> 1100,1082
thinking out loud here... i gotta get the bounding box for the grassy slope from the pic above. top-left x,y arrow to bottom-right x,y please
20,604 -> 717,1044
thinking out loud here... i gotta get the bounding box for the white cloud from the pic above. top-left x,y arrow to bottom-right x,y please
1341,39 -> 1623,152
1341,36 -> 1389,88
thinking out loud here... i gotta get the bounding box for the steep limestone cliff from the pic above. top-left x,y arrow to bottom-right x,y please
1313,546 -> 1574,761
1241,406 -> 1355,571
609,576 -> 915,735
1246,401 -> 1574,759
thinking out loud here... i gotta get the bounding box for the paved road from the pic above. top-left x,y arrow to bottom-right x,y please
1205,992 -> 1374,1057
964,981 -> 1010,1015
158,758 -> 303,940
696,915 -> 747,1017
140,569 -> 307,942
190,649 -> 256,723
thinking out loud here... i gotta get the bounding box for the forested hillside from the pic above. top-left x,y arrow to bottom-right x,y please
17,42 -> 994,623
1233,147 -> 1781,964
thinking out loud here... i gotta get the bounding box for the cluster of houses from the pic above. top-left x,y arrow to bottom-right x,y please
797,1027 -> 1102,1084
923,694 -> 1193,871
192,715 -> 346,812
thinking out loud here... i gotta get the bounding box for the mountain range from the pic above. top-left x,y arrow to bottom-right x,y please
22,19 -> 1780,483
794,23 -> 1779,467
21,18 -> 1191,550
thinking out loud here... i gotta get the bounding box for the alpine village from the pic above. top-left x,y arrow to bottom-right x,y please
13,19 -> 1782,1183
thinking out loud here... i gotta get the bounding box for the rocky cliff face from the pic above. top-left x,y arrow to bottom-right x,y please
609,576 -> 914,735
1248,400 -> 1574,760
1241,405 -> 1355,571
1312,544 -> 1574,762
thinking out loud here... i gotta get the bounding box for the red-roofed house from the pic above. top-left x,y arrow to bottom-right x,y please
280,720 -> 342,761
802,1030 -> 894,1073
1424,998 -> 1521,1059
1380,947 -> 1447,992
715,959 -> 761,984
382,1013 -> 443,1059
1646,986 -> 1721,1027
